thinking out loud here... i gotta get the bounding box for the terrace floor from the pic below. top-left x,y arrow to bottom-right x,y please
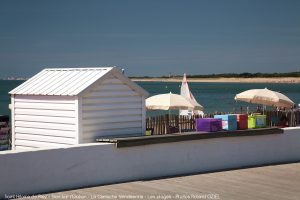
17,162 -> 300,200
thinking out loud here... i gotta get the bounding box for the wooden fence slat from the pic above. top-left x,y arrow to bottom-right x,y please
147,110 -> 300,135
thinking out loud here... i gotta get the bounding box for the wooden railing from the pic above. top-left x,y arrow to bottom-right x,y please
146,110 -> 300,135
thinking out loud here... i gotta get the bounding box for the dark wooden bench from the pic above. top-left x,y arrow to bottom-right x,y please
96,128 -> 284,148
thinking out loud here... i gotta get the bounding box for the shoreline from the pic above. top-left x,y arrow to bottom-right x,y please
131,77 -> 300,84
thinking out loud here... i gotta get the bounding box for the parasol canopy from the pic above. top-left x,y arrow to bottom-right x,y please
234,88 -> 294,108
146,92 -> 195,110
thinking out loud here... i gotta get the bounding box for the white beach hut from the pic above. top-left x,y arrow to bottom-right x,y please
9,67 -> 149,150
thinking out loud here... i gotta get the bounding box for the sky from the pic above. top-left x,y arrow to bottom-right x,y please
0,0 -> 300,77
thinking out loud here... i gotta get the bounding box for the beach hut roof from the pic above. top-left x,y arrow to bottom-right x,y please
9,67 -> 149,97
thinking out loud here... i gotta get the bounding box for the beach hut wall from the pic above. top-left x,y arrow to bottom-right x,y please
9,67 -> 149,150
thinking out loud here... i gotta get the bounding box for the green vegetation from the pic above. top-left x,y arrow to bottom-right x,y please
130,72 -> 300,79
187,72 -> 300,78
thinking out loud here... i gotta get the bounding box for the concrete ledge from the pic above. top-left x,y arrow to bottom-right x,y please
0,128 -> 299,198
96,128 -> 283,148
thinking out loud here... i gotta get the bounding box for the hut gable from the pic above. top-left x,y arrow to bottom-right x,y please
81,73 -> 145,142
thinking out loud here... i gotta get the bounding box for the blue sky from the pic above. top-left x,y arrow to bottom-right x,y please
0,0 -> 300,77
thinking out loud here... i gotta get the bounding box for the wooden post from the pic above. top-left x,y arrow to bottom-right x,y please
156,116 -> 158,135
166,114 -> 170,134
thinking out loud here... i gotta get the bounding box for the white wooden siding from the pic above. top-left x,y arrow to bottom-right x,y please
15,134 -> 75,144
14,95 -> 77,149
83,122 -> 142,133
82,108 -> 141,119
87,90 -> 138,98
141,96 -> 146,134
15,139 -> 73,149
82,76 -> 143,141
82,116 -> 142,125
11,95 -> 16,149
82,103 -> 140,111
15,127 -> 75,138
14,102 -> 75,110
15,109 -> 75,117
15,115 -> 75,124
75,96 -> 83,144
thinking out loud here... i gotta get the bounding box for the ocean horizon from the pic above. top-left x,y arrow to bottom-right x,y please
1,80 -> 299,117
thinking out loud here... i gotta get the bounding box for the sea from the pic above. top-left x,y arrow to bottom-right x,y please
1,80 -> 300,117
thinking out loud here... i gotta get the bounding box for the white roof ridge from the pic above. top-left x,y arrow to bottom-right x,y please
43,67 -> 115,71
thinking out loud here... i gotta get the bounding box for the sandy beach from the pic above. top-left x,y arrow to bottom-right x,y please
132,77 -> 300,83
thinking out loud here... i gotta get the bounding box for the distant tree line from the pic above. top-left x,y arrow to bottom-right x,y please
187,72 -> 300,78
130,72 -> 300,78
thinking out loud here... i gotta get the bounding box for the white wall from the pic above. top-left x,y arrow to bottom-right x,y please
0,128 -> 299,198
12,95 -> 77,150
82,75 -> 143,142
